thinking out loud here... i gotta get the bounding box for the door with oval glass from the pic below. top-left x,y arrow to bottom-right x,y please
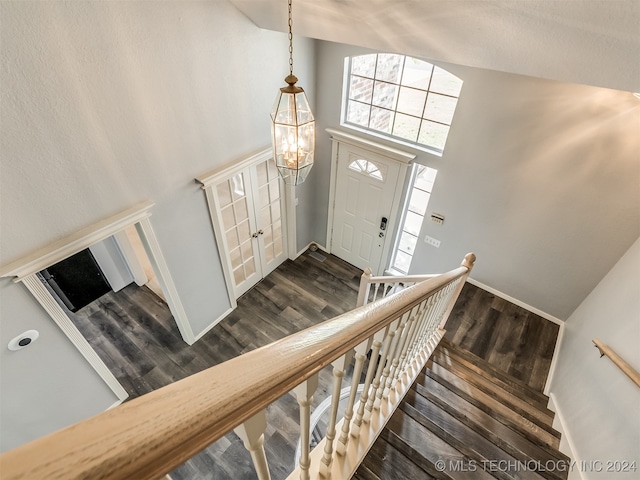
329,140 -> 411,274
207,155 -> 287,299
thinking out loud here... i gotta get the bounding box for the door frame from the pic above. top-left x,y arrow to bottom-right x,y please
325,128 -> 415,274
0,200 -> 193,404
196,147 -> 291,304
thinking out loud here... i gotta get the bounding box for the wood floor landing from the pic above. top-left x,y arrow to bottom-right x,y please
444,283 -> 559,392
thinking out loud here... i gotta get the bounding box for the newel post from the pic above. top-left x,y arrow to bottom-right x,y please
438,253 -> 476,330
356,268 -> 373,307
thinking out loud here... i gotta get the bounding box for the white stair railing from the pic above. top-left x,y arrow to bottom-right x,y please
356,269 -> 439,307
0,253 -> 475,480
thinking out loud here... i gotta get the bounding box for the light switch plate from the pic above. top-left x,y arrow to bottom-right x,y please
424,235 -> 441,248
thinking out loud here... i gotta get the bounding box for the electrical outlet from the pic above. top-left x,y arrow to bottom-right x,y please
424,235 -> 441,248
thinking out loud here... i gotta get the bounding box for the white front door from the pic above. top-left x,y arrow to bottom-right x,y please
330,143 -> 406,273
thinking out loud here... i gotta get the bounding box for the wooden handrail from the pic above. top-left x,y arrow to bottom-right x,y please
593,339 -> 640,388
0,254 -> 475,480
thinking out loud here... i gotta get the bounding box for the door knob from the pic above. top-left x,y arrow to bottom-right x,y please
258,229 -> 264,235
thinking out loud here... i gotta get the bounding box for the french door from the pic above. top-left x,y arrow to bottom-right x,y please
198,151 -> 288,301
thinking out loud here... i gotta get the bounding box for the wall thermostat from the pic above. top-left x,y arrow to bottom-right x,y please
8,330 -> 39,351
431,212 -> 445,225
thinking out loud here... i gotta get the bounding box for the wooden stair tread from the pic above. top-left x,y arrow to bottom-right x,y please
356,435 -> 439,480
429,355 -> 556,428
414,373 -> 570,467
438,339 -> 550,409
410,382 -> 569,480
421,366 -> 560,448
361,337 -> 568,480
384,408 -> 495,480
401,391 -> 549,480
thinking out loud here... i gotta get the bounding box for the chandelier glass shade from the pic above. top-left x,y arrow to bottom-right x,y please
270,0 -> 315,186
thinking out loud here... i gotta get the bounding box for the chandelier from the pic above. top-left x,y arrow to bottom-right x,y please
270,0 -> 315,186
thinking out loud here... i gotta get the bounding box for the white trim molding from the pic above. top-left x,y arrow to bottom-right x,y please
465,277 -> 565,396
195,147 -> 292,304
135,218 -> 195,344
467,277 -> 565,325
0,201 -> 195,397
325,128 -> 415,275
21,274 -> 129,402
326,128 -> 417,164
193,306 -> 235,343
0,201 -> 154,281
548,392 -> 584,480
544,322 -> 565,395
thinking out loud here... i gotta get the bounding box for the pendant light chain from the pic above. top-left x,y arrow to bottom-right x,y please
288,0 -> 294,77
271,0 -> 315,186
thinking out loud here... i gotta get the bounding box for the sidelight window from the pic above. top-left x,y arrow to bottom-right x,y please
390,165 -> 437,274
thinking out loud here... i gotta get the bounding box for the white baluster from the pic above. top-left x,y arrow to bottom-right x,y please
336,339 -> 370,455
351,328 -> 387,437
376,316 -> 406,408
293,374 -> 319,480
233,410 -> 271,480
407,298 -> 433,363
364,319 -> 398,421
390,306 -> 421,388
400,301 -> 428,374
437,282 -> 458,329
417,295 -> 439,362
372,282 -> 381,302
319,351 -> 354,478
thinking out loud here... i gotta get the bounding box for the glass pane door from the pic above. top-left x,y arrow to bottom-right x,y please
215,171 -> 261,297
252,158 -> 287,276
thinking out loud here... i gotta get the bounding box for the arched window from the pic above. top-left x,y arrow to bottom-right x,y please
348,158 -> 384,181
343,54 -> 462,153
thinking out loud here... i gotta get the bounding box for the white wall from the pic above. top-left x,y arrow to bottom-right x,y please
231,0 -> 640,93
0,279 -> 119,452
550,237 -> 640,479
314,40 -> 640,320
90,236 -> 134,292
0,0 -> 315,451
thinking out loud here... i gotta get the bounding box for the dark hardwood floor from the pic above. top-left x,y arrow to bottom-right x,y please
66,253 -> 560,479
68,251 -> 363,480
444,283 -> 559,392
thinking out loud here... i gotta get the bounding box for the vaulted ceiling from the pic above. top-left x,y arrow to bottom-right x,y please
230,0 -> 640,93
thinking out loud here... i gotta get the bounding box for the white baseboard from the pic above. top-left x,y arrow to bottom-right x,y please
106,399 -> 125,410
544,322 -> 564,395
295,241 -> 329,259
193,306 -> 235,343
548,392 -> 584,480
466,277 -> 565,395
466,278 -> 564,325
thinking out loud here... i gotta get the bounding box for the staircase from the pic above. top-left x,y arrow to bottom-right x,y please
356,339 -> 570,480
